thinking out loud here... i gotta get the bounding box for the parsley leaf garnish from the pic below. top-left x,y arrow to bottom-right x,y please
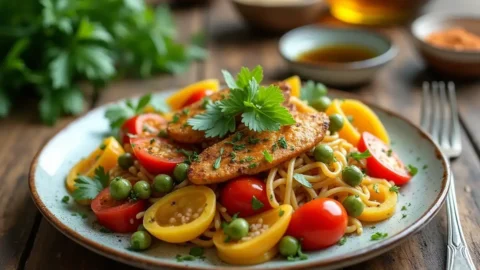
407,164 -> 418,176
401,205 -> 407,211
61,196 -> 70,204
213,148 -> 224,170
402,214 -> 407,219
279,209 -> 285,217
373,183 -> 379,193
105,94 -> 155,129
338,236 -> 347,246
293,173 -> 313,188
251,196 -> 264,210
278,137 -> 288,149
263,150 -> 273,163
371,232 -> 388,241
300,80 -> 328,103
389,185 -> 400,193
350,150 -> 371,161
189,247 -> 204,257
286,247 -> 308,261
72,167 -> 109,201
188,66 -> 295,137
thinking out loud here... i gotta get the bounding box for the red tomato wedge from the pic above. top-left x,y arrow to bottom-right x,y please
91,189 -> 147,233
120,113 -> 167,144
287,198 -> 347,250
220,177 -> 271,217
130,137 -> 185,175
357,132 -> 411,185
182,89 -> 214,108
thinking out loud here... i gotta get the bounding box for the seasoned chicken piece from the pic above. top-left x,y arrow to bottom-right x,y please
188,112 -> 329,184
167,89 -> 230,144
168,82 -> 292,144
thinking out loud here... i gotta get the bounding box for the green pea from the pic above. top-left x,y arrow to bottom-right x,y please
133,180 -> 151,199
109,177 -> 132,200
278,236 -> 300,257
118,153 -> 134,170
342,195 -> 365,217
310,96 -> 332,112
224,218 -> 249,240
342,165 -> 363,186
173,163 -> 189,183
130,231 -> 152,250
152,174 -> 174,193
313,144 -> 334,164
328,114 -> 344,134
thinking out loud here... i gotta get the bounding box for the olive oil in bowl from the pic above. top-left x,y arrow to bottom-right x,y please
296,45 -> 378,65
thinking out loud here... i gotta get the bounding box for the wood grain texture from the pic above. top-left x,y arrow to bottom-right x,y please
15,0 -> 480,269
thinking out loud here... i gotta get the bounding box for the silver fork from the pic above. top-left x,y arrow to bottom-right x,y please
421,81 -> 476,270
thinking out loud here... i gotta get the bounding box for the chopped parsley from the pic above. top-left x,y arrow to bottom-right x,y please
99,227 -> 112,233
407,164 -> 418,176
149,138 -> 155,144
278,137 -> 288,149
350,150 -> 371,161
263,150 -> 273,163
286,247 -> 308,261
188,66 -> 295,137
373,183 -> 379,193
61,196 -> 70,204
338,236 -> 347,246
371,232 -> 388,241
251,196 -> 264,210
402,214 -> 407,219
99,143 -> 106,150
230,152 -> 236,162
389,185 -> 400,193
177,149 -> 200,164
158,129 -> 168,138
293,173 -> 313,188
248,163 -> 258,169
182,108 -> 190,116
346,115 -> 354,123
401,205 -> 407,211
423,164 -> 428,170
201,97 -> 211,109
387,149 -> 392,157
279,209 -> 285,217
226,142 -> 246,151
176,247 -> 205,262
172,113 -> 180,123
248,136 -> 260,145
189,247 -> 204,257
213,148 -> 224,170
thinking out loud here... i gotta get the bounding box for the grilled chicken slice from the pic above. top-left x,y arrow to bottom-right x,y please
167,82 -> 292,144
188,112 -> 329,184
167,89 -> 230,144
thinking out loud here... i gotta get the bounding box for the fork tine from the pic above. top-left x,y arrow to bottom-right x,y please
448,82 -> 462,152
421,82 -> 430,131
439,82 -> 451,149
430,81 -> 441,142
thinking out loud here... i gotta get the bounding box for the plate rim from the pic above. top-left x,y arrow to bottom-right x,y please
28,90 -> 451,270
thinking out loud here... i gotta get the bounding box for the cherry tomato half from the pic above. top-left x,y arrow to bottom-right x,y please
220,177 -> 271,217
357,132 -> 411,185
91,188 -> 147,233
182,89 -> 213,108
120,113 -> 167,144
287,198 -> 347,250
130,137 -> 185,175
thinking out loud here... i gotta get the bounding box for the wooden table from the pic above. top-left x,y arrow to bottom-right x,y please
1,0 -> 479,269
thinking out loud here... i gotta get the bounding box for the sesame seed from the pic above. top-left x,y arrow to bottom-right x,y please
136,211 -> 145,220
169,217 -> 176,224
192,213 -> 199,219
129,218 -> 134,225
186,208 -> 192,213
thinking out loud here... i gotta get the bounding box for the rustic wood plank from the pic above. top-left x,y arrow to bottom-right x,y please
24,6 -> 206,270
0,98 -> 90,270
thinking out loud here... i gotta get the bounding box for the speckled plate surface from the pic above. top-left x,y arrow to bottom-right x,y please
29,90 -> 450,270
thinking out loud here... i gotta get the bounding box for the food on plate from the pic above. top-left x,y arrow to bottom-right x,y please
426,27 -> 480,51
65,66 -> 414,265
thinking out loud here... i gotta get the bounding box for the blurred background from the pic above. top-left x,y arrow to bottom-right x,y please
0,0 -> 478,126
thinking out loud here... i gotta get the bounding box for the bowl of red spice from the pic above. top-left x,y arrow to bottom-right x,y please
411,13 -> 480,77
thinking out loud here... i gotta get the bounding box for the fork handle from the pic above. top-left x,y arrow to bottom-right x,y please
446,176 -> 476,270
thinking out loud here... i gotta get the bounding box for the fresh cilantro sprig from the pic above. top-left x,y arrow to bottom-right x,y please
293,173 -> 313,188
300,80 -> 328,104
188,66 -> 295,138
350,150 -> 371,161
407,164 -> 418,176
71,166 -> 109,201
251,196 -> 265,210
371,232 -> 388,241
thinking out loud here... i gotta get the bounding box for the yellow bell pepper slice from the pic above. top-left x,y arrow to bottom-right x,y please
166,79 -> 220,110
213,205 -> 293,261
290,96 -> 316,113
66,137 -> 124,193
358,184 -> 397,222
217,247 -> 278,265
326,99 -> 390,145
143,186 -> 216,243
283,75 -> 301,97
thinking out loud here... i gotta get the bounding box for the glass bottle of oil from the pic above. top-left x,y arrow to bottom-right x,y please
328,0 -> 430,25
